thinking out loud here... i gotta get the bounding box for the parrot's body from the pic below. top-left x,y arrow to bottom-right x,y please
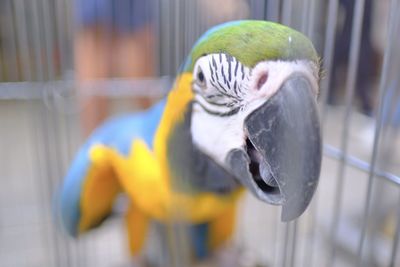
62,93 -> 241,257
60,20 -> 322,261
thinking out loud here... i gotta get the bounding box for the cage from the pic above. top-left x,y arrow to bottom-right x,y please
1,0 -> 400,267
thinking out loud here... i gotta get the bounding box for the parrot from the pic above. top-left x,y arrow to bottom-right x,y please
59,20 -> 322,262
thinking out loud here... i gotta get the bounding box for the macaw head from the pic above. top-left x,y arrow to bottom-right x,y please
170,20 -> 322,221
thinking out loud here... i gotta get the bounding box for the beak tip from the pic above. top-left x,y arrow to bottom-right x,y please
281,215 -> 291,222
280,207 -> 304,222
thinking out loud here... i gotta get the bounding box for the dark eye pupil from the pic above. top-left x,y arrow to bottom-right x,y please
198,71 -> 204,82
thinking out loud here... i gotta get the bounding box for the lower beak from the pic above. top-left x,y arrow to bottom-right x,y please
226,75 -> 322,221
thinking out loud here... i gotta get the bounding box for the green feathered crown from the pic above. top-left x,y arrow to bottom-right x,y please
183,20 -> 318,72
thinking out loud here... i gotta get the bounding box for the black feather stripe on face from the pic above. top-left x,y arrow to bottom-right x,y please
193,100 -> 241,117
192,53 -> 250,117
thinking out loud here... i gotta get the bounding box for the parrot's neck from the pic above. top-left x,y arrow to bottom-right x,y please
153,73 -> 194,181
146,73 -> 243,222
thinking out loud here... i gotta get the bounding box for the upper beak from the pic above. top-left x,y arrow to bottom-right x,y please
226,75 -> 322,221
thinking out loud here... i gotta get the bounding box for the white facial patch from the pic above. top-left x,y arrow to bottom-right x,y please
191,108 -> 248,166
190,54 -> 320,167
244,60 -> 319,104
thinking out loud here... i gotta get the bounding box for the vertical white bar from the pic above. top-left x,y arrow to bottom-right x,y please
356,0 -> 399,265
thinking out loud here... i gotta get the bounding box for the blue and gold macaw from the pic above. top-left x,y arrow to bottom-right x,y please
60,20 -> 322,259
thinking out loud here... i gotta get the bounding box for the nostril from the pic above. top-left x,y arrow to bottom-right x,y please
256,72 -> 268,90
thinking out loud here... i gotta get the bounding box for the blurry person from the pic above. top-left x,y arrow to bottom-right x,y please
74,0 -> 156,135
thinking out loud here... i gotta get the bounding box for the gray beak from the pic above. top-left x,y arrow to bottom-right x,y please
226,75 -> 322,221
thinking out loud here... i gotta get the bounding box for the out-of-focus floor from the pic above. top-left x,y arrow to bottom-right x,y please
1,99 -> 399,267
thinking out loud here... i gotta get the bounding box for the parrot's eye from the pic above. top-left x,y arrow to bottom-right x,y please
196,67 -> 206,87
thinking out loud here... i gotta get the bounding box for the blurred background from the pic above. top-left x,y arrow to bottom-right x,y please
1,0 -> 400,266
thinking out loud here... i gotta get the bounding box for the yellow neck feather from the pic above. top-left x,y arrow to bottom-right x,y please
153,73 -> 194,181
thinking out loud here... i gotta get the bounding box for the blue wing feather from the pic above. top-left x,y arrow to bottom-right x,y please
60,99 -> 166,236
